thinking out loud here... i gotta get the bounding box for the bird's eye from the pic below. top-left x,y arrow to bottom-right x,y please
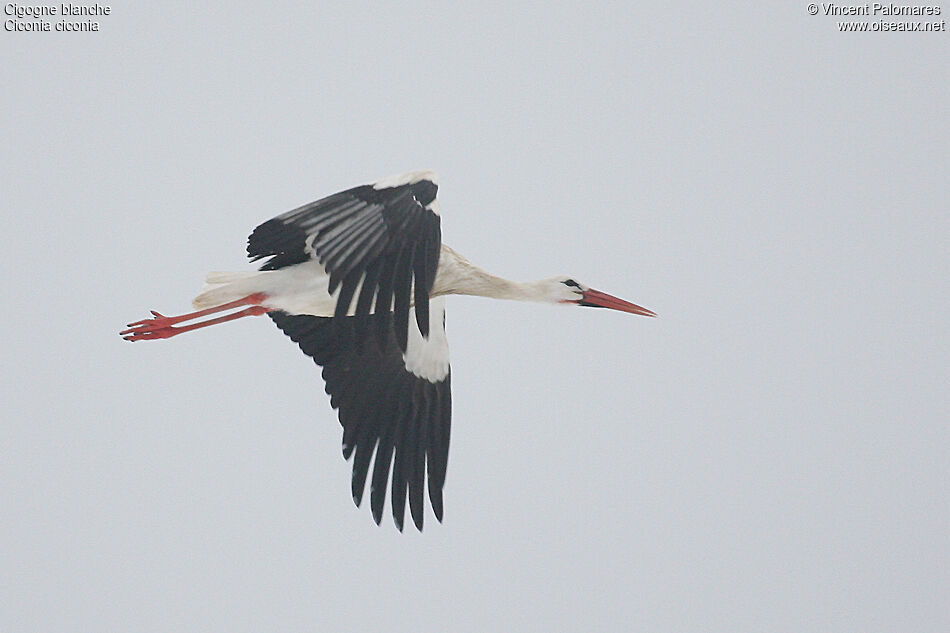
562,279 -> 580,288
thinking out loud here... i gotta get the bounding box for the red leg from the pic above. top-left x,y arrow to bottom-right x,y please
122,293 -> 268,332
122,305 -> 273,341
121,293 -> 270,341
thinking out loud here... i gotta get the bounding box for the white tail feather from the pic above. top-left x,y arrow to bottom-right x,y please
204,271 -> 260,285
193,271 -> 265,309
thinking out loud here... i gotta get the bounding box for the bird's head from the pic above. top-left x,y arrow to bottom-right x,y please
545,277 -> 656,317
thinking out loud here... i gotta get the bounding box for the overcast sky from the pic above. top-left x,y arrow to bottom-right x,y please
2,2 -> 947,632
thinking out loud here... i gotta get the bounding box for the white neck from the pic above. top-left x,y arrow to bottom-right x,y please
433,245 -> 554,303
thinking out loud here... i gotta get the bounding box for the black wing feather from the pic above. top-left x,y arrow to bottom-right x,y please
248,175 -> 441,353
269,309 -> 451,532
392,241 -> 416,352
370,417 -> 398,524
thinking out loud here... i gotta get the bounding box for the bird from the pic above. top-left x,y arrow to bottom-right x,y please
121,170 -> 655,531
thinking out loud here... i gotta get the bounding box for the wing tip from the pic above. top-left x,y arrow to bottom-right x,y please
410,503 -> 424,531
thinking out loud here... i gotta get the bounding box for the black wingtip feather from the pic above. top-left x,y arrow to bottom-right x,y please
407,385 -> 428,531
246,218 -> 312,271
392,476 -> 407,532
370,441 -> 393,525
430,487 -> 444,523
351,439 -> 376,507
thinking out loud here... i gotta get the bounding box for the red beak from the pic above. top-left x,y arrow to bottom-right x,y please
578,288 -> 656,318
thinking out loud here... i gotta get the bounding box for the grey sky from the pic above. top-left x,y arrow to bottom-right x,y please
2,2 -> 947,632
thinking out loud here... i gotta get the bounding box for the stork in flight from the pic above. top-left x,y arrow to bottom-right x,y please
121,170 -> 655,531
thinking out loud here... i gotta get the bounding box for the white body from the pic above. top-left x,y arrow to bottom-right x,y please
193,244 -> 577,317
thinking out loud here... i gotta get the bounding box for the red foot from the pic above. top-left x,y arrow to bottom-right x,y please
120,314 -> 184,341
120,295 -> 270,342
122,328 -> 176,341
121,311 -> 177,334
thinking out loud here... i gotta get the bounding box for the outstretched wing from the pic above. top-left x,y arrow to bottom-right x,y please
247,171 -> 441,352
269,297 -> 451,532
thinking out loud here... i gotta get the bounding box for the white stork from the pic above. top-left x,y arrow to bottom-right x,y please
121,170 -> 655,531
